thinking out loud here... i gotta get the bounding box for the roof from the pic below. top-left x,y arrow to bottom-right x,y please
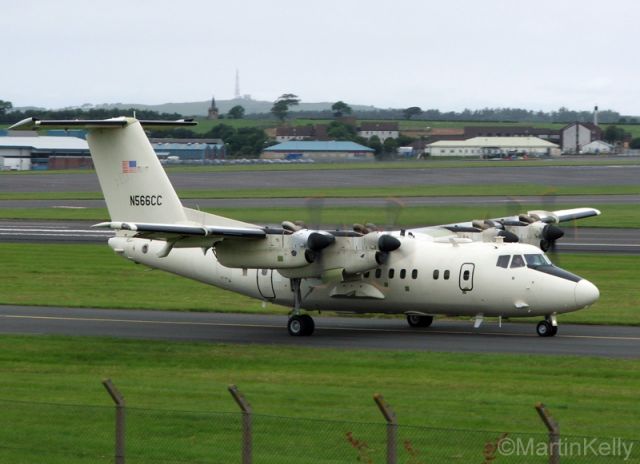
427,136 -> 558,148
264,141 -> 374,152
583,140 -> 613,148
149,138 -> 224,145
275,126 -> 314,136
464,126 -> 560,137
0,136 -> 89,151
359,122 -> 399,131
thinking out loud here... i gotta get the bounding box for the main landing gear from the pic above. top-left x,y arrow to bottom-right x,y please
287,278 -> 315,336
406,314 -> 434,328
536,315 -> 558,337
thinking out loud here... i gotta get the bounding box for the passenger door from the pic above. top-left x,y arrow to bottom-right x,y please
459,263 -> 475,292
256,269 -> 275,299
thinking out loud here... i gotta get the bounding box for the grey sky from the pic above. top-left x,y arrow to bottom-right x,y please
2,0 -> 638,114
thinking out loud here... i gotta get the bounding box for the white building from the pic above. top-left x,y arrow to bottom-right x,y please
581,140 -> 613,154
560,123 -> 602,153
358,122 -> 399,142
0,135 -> 89,170
426,137 -> 560,158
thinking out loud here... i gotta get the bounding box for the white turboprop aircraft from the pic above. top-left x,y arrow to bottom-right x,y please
11,117 -> 601,337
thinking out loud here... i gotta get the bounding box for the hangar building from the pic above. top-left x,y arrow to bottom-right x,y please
425,136 -> 560,158
0,135 -> 90,170
262,141 -> 374,161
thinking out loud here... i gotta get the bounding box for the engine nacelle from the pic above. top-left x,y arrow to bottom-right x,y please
214,234 -> 309,269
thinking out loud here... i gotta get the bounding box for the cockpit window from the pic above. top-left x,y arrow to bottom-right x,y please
496,255 -> 510,268
510,255 -> 525,268
524,254 -> 550,268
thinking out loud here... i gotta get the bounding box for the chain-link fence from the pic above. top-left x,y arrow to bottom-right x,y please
0,396 -> 637,463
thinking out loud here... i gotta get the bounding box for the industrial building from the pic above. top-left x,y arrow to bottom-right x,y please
0,134 -> 90,170
425,136 -> 560,158
560,122 -> 602,153
149,138 -> 226,162
262,141 -> 374,161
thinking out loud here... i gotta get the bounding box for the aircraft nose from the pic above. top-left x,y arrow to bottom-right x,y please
575,279 -> 599,308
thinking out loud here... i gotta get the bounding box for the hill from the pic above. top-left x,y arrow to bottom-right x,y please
31,99 -> 379,117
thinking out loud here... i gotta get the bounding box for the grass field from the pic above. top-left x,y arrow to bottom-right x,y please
0,203 -> 636,228
1,183 -> 639,201
0,243 -> 638,326
2,157 -> 640,178
0,335 -> 638,464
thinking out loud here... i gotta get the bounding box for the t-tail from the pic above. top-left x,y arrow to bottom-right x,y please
9,117 -> 256,230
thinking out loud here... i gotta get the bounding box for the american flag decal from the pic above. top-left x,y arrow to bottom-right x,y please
121,160 -> 138,173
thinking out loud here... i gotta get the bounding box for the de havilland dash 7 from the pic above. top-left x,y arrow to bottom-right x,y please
11,117 -> 601,337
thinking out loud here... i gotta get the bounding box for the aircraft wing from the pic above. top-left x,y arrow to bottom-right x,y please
93,221 -> 266,239
412,207 -> 601,233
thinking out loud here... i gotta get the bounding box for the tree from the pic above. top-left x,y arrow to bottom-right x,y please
630,137 -> 640,149
331,101 -> 352,118
603,125 -> 628,143
403,106 -> 422,120
367,135 -> 383,155
0,100 -> 13,116
326,121 -> 357,140
227,105 -> 245,119
383,137 -> 398,154
271,93 -> 300,122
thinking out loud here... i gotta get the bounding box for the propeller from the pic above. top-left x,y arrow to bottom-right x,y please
374,233 -> 401,265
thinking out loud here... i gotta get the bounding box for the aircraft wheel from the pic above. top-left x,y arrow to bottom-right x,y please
536,320 -> 555,337
288,314 -> 315,336
406,315 -> 434,328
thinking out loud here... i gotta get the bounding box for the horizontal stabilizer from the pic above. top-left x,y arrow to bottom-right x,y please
9,117 -> 197,131
93,222 -> 266,239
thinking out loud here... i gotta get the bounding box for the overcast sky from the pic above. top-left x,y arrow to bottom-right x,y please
2,0 -> 638,114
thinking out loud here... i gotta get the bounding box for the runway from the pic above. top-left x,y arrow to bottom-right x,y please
0,194 -> 638,209
1,305 -> 638,358
2,163 -> 640,193
1,220 -> 638,253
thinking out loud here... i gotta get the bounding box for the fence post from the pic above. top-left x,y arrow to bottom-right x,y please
535,402 -> 560,464
102,379 -> 126,464
374,393 -> 397,464
228,384 -> 252,464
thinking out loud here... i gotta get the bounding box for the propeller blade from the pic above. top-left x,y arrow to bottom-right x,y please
307,232 -> 335,251
378,234 -> 401,253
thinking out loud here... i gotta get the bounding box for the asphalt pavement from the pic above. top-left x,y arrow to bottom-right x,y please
2,164 -> 640,193
1,305 -> 638,358
1,220 -> 637,253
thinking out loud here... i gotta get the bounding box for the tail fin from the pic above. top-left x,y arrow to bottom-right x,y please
87,118 -> 186,223
10,117 -> 192,224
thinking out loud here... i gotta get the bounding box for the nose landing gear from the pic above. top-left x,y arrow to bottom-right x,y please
536,315 -> 558,337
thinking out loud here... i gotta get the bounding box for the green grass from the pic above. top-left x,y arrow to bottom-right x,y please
0,243 -> 638,326
1,183 -> 639,201
0,335 -> 639,464
0,203 -> 636,228
2,158 -> 640,177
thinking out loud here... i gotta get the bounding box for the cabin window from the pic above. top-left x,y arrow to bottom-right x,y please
400,269 -> 406,279
510,255 -> 525,268
375,269 -> 382,279
496,255 -> 510,268
412,269 -> 418,279
364,271 -> 370,278
433,270 -> 439,280
388,269 -> 395,279
444,270 -> 450,280
524,254 -> 549,268
463,270 -> 470,281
